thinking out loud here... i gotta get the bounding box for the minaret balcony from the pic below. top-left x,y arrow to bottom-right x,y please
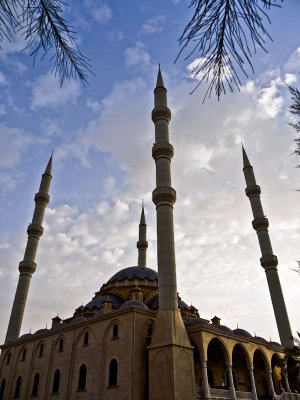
152,142 -> 174,160
27,223 -> 44,237
152,186 -> 176,206
137,240 -> 148,249
252,217 -> 269,231
151,106 -> 171,123
34,192 -> 50,205
260,255 -> 278,269
245,185 -> 261,198
19,260 -> 37,274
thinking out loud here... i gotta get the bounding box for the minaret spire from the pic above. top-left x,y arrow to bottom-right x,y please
149,67 -> 195,400
5,154 -> 52,343
242,146 -> 293,347
137,203 -> 148,267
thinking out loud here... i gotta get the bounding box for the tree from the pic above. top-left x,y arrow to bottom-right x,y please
285,332 -> 300,391
176,0 -> 283,100
288,85 -> 300,165
0,0 -> 91,85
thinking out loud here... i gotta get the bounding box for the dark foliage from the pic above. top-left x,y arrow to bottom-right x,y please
288,85 -> 300,163
176,0 -> 282,101
0,0 -> 91,85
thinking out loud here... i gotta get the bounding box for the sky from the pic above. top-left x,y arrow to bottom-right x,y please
0,0 -> 300,346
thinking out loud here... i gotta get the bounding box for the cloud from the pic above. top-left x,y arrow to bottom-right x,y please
124,41 -> 152,71
30,73 -> 81,109
0,71 -> 8,85
84,0 -> 112,23
142,16 -> 165,35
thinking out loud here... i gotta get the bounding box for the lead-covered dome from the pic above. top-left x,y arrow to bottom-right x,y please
107,266 -> 158,283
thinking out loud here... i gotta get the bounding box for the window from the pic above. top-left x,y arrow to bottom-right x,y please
5,353 -> 11,365
38,344 -> 44,357
147,324 -> 154,337
31,373 -> 39,397
83,332 -> 89,346
0,379 -> 6,399
78,364 -> 87,391
112,324 -> 119,339
14,376 -> 22,398
21,348 -> 26,361
108,359 -> 118,387
52,369 -> 60,393
58,338 -> 64,352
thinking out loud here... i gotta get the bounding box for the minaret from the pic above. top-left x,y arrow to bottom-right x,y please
137,204 -> 148,267
242,146 -> 293,347
5,155 -> 52,343
149,67 -> 195,400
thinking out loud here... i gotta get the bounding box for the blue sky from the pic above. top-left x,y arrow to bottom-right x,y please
0,0 -> 300,345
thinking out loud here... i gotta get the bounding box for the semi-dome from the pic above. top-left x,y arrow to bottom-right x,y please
107,266 -> 158,283
120,300 -> 148,310
184,317 -> 210,327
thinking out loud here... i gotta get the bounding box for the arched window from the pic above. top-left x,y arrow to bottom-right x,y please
58,338 -> 64,352
14,376 -> 22,398
147,323 -> 154,337
83,332 -> 89,346
109,359 -> 118,387
112,324 -> 119,339
52,369 -> 60,393
0,379 -> 6,399
31,373 -> 40,396
38,343 -> 44,357
21,348 -> 26,361
5,352 -> 11,365
78,364 -> 87,391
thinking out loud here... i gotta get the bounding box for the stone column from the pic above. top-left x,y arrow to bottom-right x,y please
227,365 -> 237,400
249,368 -> 258,400
201,359 -> 210,399
268,370 -> 277,399
282,368 -> 291,392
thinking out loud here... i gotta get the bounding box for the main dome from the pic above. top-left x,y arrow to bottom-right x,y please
107,266 -> 158,283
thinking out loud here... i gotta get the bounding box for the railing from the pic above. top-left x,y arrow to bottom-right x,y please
209,388 -> 231,398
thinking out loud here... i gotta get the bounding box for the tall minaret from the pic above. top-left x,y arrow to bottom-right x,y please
242,146 -> 293,348
5,155 -> 52,344
149,67 -> 195,400
137,204 -> 148,267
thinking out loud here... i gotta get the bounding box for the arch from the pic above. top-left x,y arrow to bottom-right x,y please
253,349 -> 271,399
83,331 -> 89,346
108,359 -> 118,387
103,319 -> 122,342
232,344 -> 251,392
0,379 -> 6,399
271,353 -> 283,394
52,369 -> 61,393
14,376 -> 22,398
31,372 -> 40,396
78,364 -> 87,390
207,337 -> 230,389
112,323 -> 119,339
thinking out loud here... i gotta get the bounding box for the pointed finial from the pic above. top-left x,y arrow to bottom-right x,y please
140,201 -> 146,225
156,64 -> 165,88
242,143 -> 251,168
44,151 -> 53,175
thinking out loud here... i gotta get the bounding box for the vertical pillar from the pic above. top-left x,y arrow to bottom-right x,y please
227,365 -> 237,400
249,368 -> 258,400
5,155 -> 52,343
201,359 -> 210,399
268,370 -> 277,399
242,146 -> 294,348
282,368 -> 291,392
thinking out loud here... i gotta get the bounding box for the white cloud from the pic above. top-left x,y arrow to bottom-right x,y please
30,73 -> 81,109
142,16 -> 165,34
0,71 -> 8,85
124,41 -> 152,70
84,0 -> 112,23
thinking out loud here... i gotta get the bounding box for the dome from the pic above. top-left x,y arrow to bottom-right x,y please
217,325 -> 233,334
85,294 -> 123,310
233,328 -> 252,338
147,294 -> 191,312
51,323 -> 66,331
34,328 -> 49,336
68,317 -> 87,325
254,336 -> 267,343
120,300 -> 148,310
17,333 -> 33,341
184,317 -> 210,327
107,266 -> 158,283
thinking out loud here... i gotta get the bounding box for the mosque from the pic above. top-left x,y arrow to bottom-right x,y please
0,68 -> 299,400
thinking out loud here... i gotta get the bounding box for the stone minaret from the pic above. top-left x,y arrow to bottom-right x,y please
137,204 -> 148,267
242,146 -> 293,347
5,155 -> 52,344
149,67 -> 195,400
